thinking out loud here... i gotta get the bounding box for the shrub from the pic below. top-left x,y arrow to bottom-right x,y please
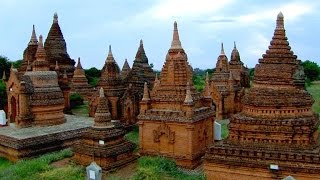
70,93 -> 84,108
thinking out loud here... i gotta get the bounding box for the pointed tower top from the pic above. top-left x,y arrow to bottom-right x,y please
142,82 -> 150,101
276,11 -> 284,29
170,21 -> 183,50
99,87 -> 105,98
184,82 -> 193,104
55,61 -> 59,71
28,25 -> 38,45
106,45 -> 115,62
155,73 -> 159,81
76,57 -> 83,69
220,42 -> 225,55
233,41 -> 237,49
140,39 -> 143,46
53,12 -> 58,23
35,35 -> 46,58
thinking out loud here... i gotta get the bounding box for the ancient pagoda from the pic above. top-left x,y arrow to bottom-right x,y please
204,43 -> 248,120
204,13 -> 320,180
7,35 -> 65,127
137,22 -> 215,169
120,40 -> 155,125
71,57 -> 92,100
89,46 -> 126,119
18,25 -> 38,75
73,87 -> 136,170
44,13 -> 75,81
229,42 -> 250,88
120,58 -> 131,79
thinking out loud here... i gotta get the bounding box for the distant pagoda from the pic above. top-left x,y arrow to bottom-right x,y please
204,12 -> 320,180
120,58 -> 131,79
204,43 -> 249,120
138,22 -> 214,169
71,57 -> 92,100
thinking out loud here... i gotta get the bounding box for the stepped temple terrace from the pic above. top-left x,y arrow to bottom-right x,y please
204,12 -> 320,180
0,10 -> 319,180
137,22 -> 215,169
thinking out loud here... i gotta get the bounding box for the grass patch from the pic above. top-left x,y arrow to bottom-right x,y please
306,81 -> 320,114
132,156 -> 205,180
38,165 -> 84,180
0,149 -> 82,180
125,125 -> 139,145
71,101 -> 89,117
0,157 -> 12,171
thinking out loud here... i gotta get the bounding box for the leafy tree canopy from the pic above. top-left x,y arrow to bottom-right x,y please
302,60 -> 320,82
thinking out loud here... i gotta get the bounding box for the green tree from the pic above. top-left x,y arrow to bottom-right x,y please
0,56 -> 11,80
12,59 -> 22,69
302,60 -> 320,82
85,67 -> 101,87
0,80 -> 7,110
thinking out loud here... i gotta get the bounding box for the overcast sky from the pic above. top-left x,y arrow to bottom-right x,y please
0,0 -> 319,70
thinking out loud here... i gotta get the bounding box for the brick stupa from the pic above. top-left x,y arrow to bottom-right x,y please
204,12 -> 320,180
71,57 -> 92,100
137,22 -> 215,169
89,46 -> 126,119
204,43 -> 249,120
120,58 -> 131,79
7,35 -> 65,127
121,40 -> 155,125
73,87 -> 136,170
44,13 -> 75,81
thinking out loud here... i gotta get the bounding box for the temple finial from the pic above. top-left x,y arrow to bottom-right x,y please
142,82 -> 150,101
220,42 -> 225,55
233,41 -> 236,49
99,87 -> 105,98
276,12 -> 284,29
53,12 -> 58,23
29,25 -> 38,45
108,45 -> 112,56
170,21 -> 182,49
77,57 -> 83,69
184,82 -> 193,104
140,39 -> 143,46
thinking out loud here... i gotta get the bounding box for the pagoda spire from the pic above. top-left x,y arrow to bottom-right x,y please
106,45 -> 115,62
276,12 -> 284,29
184,82 -> 193,104
28,25 -> 38,45
35,35 -> 46,60
53,12 -> 58,23
170,21 -> 183,50
142,82 -> 150,101
76,57 -> 83,69
220,42 -> 225,55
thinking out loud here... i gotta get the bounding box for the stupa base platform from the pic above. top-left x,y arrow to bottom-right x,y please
204,141 -> 320,180
0,115 -> 94,161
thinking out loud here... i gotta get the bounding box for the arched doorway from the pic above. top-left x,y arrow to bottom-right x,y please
10,96 -> 17,123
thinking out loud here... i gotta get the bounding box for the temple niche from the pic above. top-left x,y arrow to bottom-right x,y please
71,57 -> 92,100
203,42 -> 249,120
6,35 -> 65,128
204,12 -> 320,180
89,41 -> 155,126
73,87 -> 136,170
137,22 -> 215,169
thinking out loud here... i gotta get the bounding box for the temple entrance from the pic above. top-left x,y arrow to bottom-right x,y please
10,96 -> 17,123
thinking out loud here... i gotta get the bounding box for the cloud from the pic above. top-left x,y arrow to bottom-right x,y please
145,0 -> 234,20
